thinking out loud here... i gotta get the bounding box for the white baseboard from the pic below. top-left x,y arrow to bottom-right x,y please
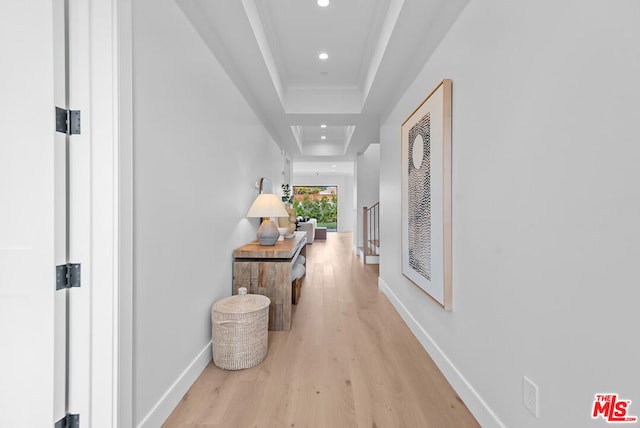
137,342 -> 212,428
378,277 -> 505,428
364,255 -> 379,264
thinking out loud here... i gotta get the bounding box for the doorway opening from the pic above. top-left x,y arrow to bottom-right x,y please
292,185 -> 338,231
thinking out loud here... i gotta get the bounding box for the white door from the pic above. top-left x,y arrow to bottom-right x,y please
0,1 -> 65,426
53,0 -> 69,425
0,0 -> 120,424
0,0 -> 92,425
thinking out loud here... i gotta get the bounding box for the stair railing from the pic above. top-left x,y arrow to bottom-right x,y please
362,202 -> 379,260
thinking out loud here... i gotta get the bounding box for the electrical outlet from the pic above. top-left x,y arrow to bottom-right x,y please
523,376 -> 539,417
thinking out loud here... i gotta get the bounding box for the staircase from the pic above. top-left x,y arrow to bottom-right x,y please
361,202 -> 380,264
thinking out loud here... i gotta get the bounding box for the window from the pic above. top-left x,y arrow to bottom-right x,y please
292,185 -> 337,231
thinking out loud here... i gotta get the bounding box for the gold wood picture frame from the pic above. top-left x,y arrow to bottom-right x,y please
401,79 -> 452,310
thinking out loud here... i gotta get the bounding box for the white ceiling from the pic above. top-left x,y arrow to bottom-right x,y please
176,0 -> 468,161
293,161 -> 355,176
257,0 -> 388,88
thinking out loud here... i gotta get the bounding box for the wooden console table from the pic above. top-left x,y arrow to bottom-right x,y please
232,231 -> 307,331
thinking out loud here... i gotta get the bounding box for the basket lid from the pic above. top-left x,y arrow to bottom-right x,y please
212,292 -> 270,314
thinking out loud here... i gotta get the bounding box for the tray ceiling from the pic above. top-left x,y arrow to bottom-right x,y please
176,0 -> 469,160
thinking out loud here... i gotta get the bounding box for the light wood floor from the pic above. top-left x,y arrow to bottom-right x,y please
163,232 -> 479,427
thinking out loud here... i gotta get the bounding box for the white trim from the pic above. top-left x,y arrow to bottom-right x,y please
364,255 -> 379,264
67,0 -> 93,419
87,0 -> 120,424
137,343 -> 213,428
378,277 -> 505,428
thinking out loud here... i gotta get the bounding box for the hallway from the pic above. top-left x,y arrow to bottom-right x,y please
163,233 -> 478,427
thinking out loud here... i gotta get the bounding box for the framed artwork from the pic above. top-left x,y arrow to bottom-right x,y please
401,79 -> 452,310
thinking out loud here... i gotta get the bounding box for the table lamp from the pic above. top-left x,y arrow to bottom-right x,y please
246,193 -> 289,245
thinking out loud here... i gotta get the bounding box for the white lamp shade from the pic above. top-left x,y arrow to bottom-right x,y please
246,193 -> 289,218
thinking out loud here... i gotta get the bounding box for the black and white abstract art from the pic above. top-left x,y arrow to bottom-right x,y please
401,79 -> 452,310
407,113 -> 432,281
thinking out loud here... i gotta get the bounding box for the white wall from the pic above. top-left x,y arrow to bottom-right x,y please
355,144 -> 380,251
379,1 -> 640,427
132,0 -> 283,425
292,172 -> 354,233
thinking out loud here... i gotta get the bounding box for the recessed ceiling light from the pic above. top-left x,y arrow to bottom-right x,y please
318,52 -> 329,61
321,136 -> 326,140
317,0 -> 330,7
320,124 -> 327,128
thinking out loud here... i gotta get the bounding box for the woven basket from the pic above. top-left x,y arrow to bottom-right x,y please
211,288 -> 270,370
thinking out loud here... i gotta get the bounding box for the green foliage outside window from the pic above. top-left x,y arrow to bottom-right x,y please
292,186 -> 337,225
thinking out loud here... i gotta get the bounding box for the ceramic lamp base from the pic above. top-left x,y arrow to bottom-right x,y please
256,219 -> 279,246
